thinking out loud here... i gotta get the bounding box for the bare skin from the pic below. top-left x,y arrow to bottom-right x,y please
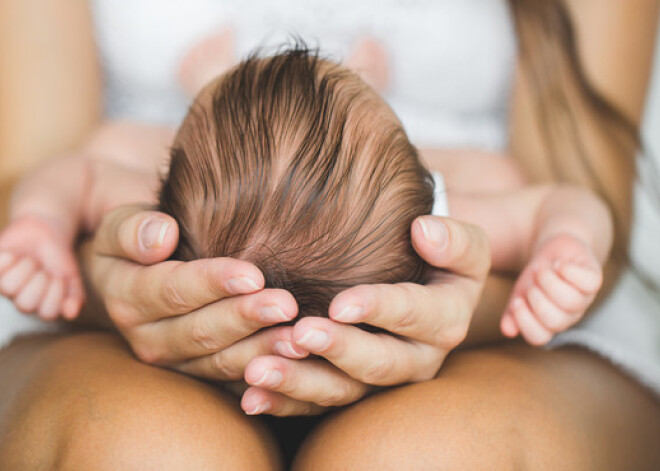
294,345 -> 660,471
0,333 -> 282,470
1,0 -> 660,469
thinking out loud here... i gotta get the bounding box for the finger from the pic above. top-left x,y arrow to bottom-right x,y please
62,276 -> 85,320
330,282 -> 469,348
0,257 -> 37,297
175,326 -> 306,380
292,317 -> 442,385
557,262 -> 603,294
241,387 -> 326,417
411,216 -> 491,281
511,298 -> 553,346
38,278 -> 65,320
93,205 -> 179,265
526,285 -> 579,333
140,289 -> 298,364
0,252 -> 15,273
500,311 -> 519,337
99,256 -> 265,324
244,355 -> 369,407
536,268 -> 589,313
14,271 -> 49,313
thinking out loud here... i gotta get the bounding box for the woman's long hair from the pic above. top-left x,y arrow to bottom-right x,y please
508,0 -> 655,286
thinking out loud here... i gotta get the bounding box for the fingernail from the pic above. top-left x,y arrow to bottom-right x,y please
226,276 -> 260,294
274,340 -> 307,358
260,305 -> 290,323
297,328 -> 329,351
245,401 -> 271,415
140,218 -> 170,249
419,217 -> 448,247
333,305 -> 364,322
254,368 -> 283,387
0,252 -> 13,271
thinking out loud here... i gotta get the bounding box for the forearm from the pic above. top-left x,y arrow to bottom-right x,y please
9,155 -> 92,242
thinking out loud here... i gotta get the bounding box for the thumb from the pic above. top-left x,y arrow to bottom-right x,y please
93,204 -> 179,265
411,216 -> 490,282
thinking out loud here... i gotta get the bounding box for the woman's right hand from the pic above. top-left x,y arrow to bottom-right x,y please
85,204 -> 308,379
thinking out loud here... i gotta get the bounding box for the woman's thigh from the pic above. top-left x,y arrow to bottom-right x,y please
295,344 -> 660,471
0,332 -> 282,471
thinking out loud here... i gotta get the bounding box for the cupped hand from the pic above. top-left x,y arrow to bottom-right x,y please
86,204 -> 307,379
239,216 -> 491,416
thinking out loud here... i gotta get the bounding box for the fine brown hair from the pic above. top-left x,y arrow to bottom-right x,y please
159,46 -> 434,318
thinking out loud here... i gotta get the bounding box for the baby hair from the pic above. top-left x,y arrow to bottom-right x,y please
159,45 -> 434,318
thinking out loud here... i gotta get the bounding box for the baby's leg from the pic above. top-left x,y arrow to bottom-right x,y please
501,233 -> 604,345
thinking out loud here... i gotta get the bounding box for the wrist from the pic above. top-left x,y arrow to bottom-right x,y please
9,212 -> 74,245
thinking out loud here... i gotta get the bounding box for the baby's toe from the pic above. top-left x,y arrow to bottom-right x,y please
511,298 -> 553,346
536,269 -> 586,314
38,278 -> 65,320
557,263 -> 603,294
0,257 -> 37,297
526,285 -> 573,333
14,271 -> 49,313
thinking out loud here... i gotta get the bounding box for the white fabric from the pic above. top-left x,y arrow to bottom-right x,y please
91,0 -> 516,150
431,172 -> 450,217
0,298 -> 60,348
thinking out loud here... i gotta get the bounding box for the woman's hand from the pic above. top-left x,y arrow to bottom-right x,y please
239,216 -> 491,416
84,205 -> 308,379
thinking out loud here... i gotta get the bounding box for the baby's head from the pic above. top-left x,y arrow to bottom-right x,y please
159,46 -> 434,318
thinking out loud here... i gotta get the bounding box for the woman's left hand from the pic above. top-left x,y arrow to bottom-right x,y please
240,215 -> 491,416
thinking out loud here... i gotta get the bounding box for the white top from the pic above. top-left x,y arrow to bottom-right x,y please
91,0 -> 516,150
1,0 -> 658,395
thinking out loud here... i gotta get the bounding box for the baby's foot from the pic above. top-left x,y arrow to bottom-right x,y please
346,37 -> 391,93
178,27 -> 236,98
501,233 -> 603,345
0,216 -> 84,320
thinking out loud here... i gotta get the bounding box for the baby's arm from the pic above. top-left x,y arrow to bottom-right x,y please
0,123 -> 170,320
449,184 -> 613,345
0,156 -> 90,319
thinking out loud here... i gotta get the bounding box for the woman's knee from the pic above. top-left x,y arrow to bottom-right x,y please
0,332 -> 281,470
295,351 -> 530,470
294,345 -> 660,471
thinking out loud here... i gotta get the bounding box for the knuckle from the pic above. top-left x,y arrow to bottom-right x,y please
132,342 -> 164,365
106,298 -> 141,330
390,285 -> 418,331
211,352 -> 242,380
316,385 -> 350,407
161,276 -> 190,313
190,314 -> 221,352
439,319 -> 469,348
296,402 -> 316,416
361,356 -> 394,385
558,294 -> 585,313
